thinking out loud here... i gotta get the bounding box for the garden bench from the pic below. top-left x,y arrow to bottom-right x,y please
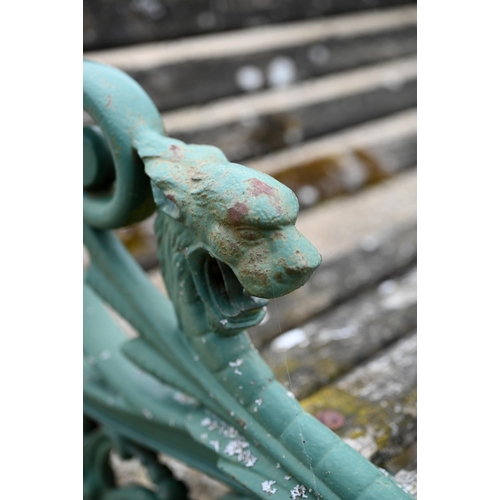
84,2 -> 417,498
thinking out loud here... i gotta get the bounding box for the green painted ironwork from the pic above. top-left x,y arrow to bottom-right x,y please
83,60 -> 413,499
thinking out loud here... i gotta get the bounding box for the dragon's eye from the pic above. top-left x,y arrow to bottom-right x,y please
237,228 -> 261,241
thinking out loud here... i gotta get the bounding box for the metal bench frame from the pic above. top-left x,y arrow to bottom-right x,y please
83,60 -> 411,500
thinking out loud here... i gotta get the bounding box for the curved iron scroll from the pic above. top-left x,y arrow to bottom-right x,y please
83,60 -> 412,500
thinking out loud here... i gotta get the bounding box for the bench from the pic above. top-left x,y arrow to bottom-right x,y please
84,3 -> 417,498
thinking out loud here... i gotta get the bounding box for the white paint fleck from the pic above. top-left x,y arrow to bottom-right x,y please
224,438 -> 258,467
201,418 -> 220,431
245,454 -> 258,467
267,56 -> 296,87
142,408 -> 153,420
290,485 -> 308,498
210,440 -> 220,452
234,369 -> 243,375
220,319 -> 228,325
276,462 -> 281,468
262,480 -> 277,494
378,467 -> 390,478
236,65 -> 264,92
270,328 -> 308,351
287,391 -> 296,399
223,426 -> 239,438
225,438 -> 249,455
229,359 -> 244,367
255,398 -> 263,406
173,392 -> 197,405
285,475 -> 292,481
200,433 -> 208,440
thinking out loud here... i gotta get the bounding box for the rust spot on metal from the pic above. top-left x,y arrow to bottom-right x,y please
227,202 -> 249,224
315,410 -> 345,431
247,178 -> 275,197
169,144 -> 183,161
236,418 -> 247,430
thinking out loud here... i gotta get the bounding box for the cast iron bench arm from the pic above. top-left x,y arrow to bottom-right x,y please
83,60 -> 412,500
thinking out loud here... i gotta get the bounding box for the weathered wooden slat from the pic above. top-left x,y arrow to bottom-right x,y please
84,0 -> 417,51
248,108 -> 416,176
86,9 -> 416,111
249,109 -> 416,208
127,27 -> 416,112
248,169 -> 417,346
86,6 -> 416,70
159,58 -> 416,162
300,331 -> 417,471
160,59 -> 417,134
262,266 -> 416,399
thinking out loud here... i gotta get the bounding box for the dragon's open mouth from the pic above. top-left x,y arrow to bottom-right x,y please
188,248 -> 268,332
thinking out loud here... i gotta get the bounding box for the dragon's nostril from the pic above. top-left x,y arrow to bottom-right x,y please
284,264 -> 306,275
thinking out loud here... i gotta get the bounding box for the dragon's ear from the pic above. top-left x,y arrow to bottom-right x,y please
133,131 -> 176,159
150,181 -> 181,220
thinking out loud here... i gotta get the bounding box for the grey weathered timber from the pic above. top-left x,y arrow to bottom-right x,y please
262,267 -> 417,399
301,332 -> 417,471
84,0 -> 417,51
246,108 -> 416,177
162,58 -> 417,162
268,133 -> 416,208
91,27 -> 416,112
247,108 -> 417,208
85,7 -> 416,71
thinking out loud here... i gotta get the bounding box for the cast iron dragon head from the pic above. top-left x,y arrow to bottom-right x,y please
138,134 -> 322,332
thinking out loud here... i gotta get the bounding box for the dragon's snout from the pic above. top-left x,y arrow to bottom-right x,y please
234,227 -> 322,299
